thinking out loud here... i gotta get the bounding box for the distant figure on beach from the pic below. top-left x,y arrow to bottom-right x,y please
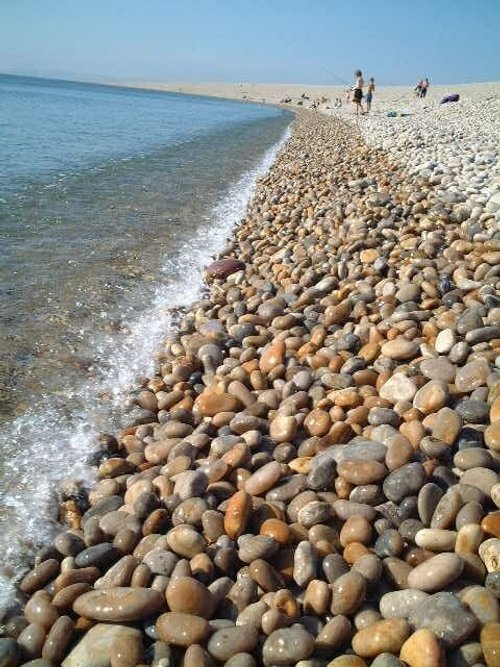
414,79 -> 423,97
365,77 -> 375,112
351,69 -> 364,115
420,77 -> 429,98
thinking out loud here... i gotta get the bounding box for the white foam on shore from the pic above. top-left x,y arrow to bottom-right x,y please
0,124 -> 291,619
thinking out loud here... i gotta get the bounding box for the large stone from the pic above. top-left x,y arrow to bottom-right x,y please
409,592 -> 478,648
73,587 -> 164,621
62,624 -> 142,667
205,258 -> 245,280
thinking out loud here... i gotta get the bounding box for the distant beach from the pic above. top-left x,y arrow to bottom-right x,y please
121,78 -> 500,114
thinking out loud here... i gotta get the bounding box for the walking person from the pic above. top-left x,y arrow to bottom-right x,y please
420,77 -> 429,98
351,69 -> 364,116
365,77 -> 375,112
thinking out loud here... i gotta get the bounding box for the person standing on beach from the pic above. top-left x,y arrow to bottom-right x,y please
365,77 -> 375,112
352,69 -> 364,115
420,77 -> 429,98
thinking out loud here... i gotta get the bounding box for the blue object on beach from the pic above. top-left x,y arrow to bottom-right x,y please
441,94 -> 460,104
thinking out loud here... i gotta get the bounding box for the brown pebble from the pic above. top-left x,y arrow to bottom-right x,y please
399,627 -> 444,667
224,490 -> 252,539
166,576 -> 214,618
352,617 -> 410,658
330,571 -> 366,615
156,612 -> 210,647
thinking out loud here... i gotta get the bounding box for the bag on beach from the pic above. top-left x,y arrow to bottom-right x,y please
441,94 -> 460,104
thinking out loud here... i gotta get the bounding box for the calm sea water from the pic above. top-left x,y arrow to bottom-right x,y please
0,74 -> 291,615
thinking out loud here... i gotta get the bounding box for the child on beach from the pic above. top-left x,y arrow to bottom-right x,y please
365,77 -> 375,112
352,69 -> 364,115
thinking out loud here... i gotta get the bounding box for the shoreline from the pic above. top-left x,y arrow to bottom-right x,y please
3,98 -> 500,664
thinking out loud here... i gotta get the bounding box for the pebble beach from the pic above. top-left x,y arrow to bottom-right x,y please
1,84 -> 500,667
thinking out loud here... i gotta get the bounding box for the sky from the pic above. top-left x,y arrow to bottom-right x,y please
0,0 -> 499,85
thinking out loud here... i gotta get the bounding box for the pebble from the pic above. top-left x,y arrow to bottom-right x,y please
0,638 -> 20,667
379,589 -> 430,619
245,461 -> 282,495
420,357 -> 457,383
207,626 -> 259,661
381,339 -> 419,360
262,624 -> 315,666
330,571 -> 367,615
481,622 -> 500,667
383,463 -> 427,503
485,420 -> 500,452
379,374 -> 417,403
455,359 -> 490,393
338,460 -> 387,485
399,628 -> 444,667
224,490 -> 252,539
166,524 -> 206,558
352,618 -> 410,658
459,585 -> 499,624
166,576 -> 214,618
413,381 -> 449,414
156,612 -> 210,647
415,528 -> 458,551
407,552 -> 464,591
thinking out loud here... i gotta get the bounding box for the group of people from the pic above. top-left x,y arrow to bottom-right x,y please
348,70 -> 375,115
347,71 -> 431,115
414,78 -> 430,98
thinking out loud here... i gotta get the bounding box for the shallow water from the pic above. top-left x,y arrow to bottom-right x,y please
0,74 -> 291,615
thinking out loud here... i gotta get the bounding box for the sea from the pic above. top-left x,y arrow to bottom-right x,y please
0,73 -> 292,616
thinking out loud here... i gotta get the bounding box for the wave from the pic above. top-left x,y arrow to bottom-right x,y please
0,124 -> 291,619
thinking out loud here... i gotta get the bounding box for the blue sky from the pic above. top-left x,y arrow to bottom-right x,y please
1,0 -> 499,85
